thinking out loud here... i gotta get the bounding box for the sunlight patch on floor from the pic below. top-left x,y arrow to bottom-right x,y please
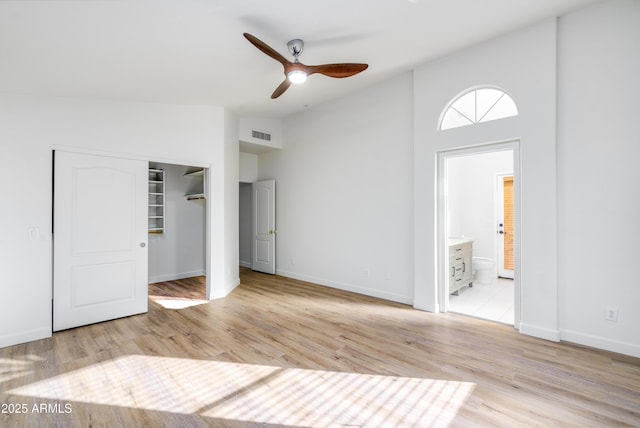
8,355 -> 475,426
0,355 -> 43,383
148,295 -> 209,309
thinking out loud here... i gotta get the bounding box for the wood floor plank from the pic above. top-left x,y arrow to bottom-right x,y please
1,268 -> 639,427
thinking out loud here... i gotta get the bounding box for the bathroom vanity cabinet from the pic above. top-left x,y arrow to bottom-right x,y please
448,238 -> 473,295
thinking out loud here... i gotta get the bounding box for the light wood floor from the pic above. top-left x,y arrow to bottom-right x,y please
148,276 -> 207,301
1,268 -> 639,427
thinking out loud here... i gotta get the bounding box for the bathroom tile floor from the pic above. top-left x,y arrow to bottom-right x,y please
448,277 -> 514,325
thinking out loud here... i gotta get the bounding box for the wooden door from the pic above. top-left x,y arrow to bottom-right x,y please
53,151 -> 148,331
251,180 -> 276,274
498,175 -> 514,278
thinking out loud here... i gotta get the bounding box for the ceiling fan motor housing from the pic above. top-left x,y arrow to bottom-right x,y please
287,39 -> 304,59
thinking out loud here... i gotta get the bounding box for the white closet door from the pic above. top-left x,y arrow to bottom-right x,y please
53,151 -> 148,331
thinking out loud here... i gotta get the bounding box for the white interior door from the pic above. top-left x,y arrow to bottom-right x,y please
251,179 -> 276,274
53,151 -> 148,331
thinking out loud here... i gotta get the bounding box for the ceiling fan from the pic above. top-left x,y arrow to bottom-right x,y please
243,33 -> 368,99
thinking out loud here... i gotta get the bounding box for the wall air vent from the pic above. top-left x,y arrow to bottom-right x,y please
252,130 -> 272,141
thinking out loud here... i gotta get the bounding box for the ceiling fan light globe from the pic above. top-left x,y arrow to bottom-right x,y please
287,70 -> 307,84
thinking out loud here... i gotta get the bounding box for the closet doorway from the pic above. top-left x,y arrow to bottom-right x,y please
438,141 -> 520,326
147,162 -> 208,309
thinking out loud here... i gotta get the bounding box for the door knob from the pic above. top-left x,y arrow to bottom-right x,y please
140,242 -> 146,247
268,229 -> 277,235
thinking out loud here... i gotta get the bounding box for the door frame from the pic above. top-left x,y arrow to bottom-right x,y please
436,140 -> 521,327
51,146 -> 213,308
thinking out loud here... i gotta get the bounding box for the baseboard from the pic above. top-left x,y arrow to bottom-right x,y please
208,277 -> 240,300
149,270 -> 206,284
519,322 -> 561,342
239,260 -> 251,268
226,278 -> 241,295
276,269 -> 413,305
413,302 -> 438,313
0,327 -> 51,349
561,329 -> 640,358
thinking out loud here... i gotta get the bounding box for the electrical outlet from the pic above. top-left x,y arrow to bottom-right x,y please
363,269 -> 370,277
605,307 -> 618,322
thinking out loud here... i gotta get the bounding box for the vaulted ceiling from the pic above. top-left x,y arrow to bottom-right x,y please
0,0 -> 599,118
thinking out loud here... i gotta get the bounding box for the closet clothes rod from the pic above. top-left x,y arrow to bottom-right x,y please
186,193 -> 205,200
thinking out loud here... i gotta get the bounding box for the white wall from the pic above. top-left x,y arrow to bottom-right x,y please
239,152 -> 258,183
557,0 -> 640,357
239,117 -> 283,150
222,110 -> 240,294
414,19 -> 558,341
447,151 -> 513,261
148,163 -> 206,283
0,94 -> 238,348
258,73 -> 414,304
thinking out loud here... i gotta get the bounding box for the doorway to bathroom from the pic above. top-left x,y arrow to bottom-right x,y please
438,141 -> 520,326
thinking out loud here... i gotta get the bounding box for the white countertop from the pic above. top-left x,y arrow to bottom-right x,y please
448,237 -> 474,246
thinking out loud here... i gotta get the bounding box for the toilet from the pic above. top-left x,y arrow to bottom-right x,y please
472,257 -> 495,284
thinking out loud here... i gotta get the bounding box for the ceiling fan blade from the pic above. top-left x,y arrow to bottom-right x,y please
307,63 -> 368,78
243,33 -> 289,66
271,79 -> 292,99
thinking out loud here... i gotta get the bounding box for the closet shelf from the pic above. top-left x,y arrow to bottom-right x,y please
186,193 -> 205,200
185,168 -> 205,200
148,168 -> 165,233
